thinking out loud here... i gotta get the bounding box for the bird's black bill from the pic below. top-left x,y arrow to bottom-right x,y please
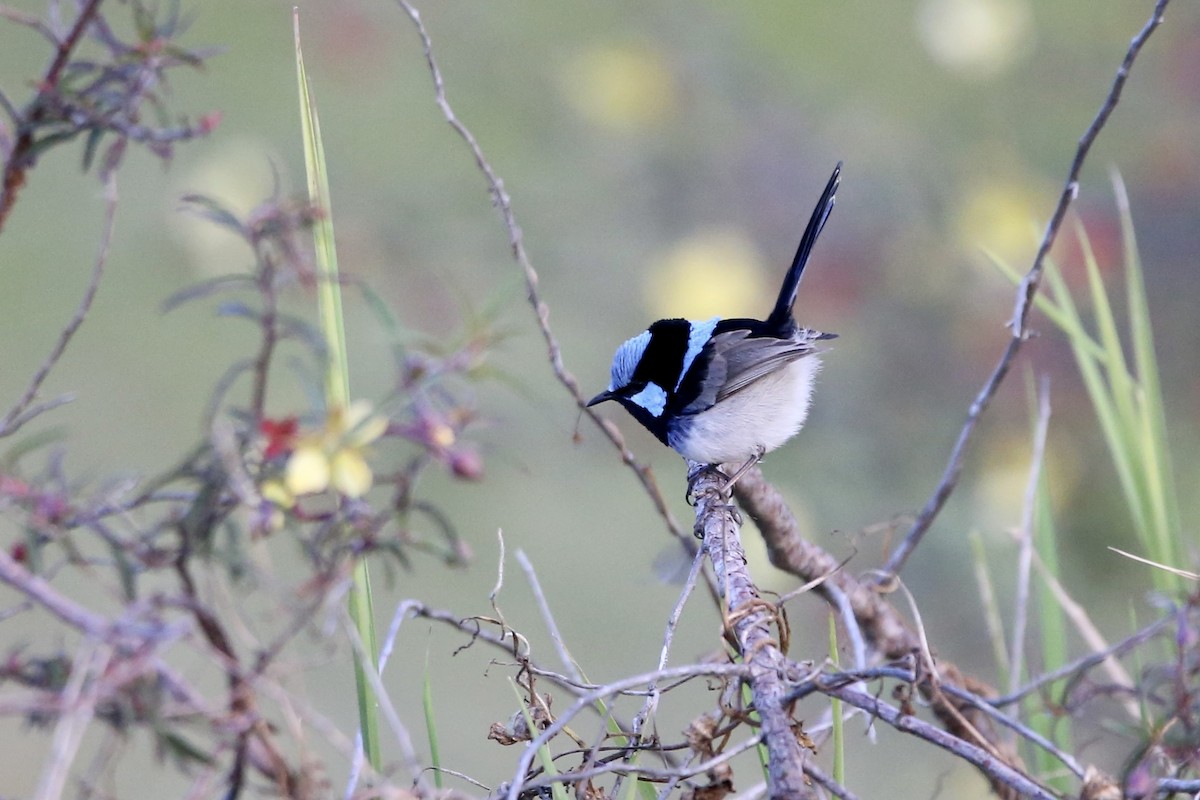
586,391 -> 613,407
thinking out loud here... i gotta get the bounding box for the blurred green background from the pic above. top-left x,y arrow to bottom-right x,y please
2,0 -> 1199,796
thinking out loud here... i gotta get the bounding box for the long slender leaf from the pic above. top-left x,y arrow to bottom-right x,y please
423,648 -> 442,790
828,613 -> 845,786
1115,175 -> 1183,581
293,9 -> 381,774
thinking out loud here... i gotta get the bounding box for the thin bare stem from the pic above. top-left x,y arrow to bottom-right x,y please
393,0 -> 710,583
34,640 -> 112,800
820,683 -> 1056,800
881,0 -> 1172,578
0,0 -> 104,230
340,612 -> 427,790
502,662 -> 751,800
802,761 -> 860,800
1,176 -> 117,437
991,615 -> 1170,708
516,549 -> 582,684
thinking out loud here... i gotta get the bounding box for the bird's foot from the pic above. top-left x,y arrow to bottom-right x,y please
686,462 -> 728,506
721,446 -> 765,494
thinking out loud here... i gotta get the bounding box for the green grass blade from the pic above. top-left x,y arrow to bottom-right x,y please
1042,257 -> 1149,537
1032,473 -> 1073,791
827,612 -> 845,786
423,648 -> 442,789
1115,175 -> 1183,584
1076,218 -> 1141,464
294,14 -> 348,408
294,9 -> 381,773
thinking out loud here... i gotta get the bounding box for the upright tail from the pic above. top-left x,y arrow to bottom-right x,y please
766,162 -> 842,332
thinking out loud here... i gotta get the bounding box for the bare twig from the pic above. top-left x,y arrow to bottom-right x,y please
0,539 -> 112,634
34,640 -> 112,800
339,612 -> 427,791
802,760 -> 860,800
1027,545 -> 1140,719
614,544 -> 706,798
1,176 -> 117,437
881,0 -> 1172,578
991,614 -> 1170,708
1158,778 -> 1200,796
631,544 -> 706,735
0,0 -> 104,229
516,549 -> 582,684
733,468 -> 917,659
393,0 -> 709,578
513,730 -> 765,796
732,468 -> 1037,796
821,683 -> 1055,800
501,661 -> 752,800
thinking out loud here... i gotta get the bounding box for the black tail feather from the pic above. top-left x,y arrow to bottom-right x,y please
766,162 -> 841,332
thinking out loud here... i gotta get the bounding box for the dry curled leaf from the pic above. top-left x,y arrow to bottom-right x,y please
1080,765 -> 1121,800
794,722 -> 816,754
487,695 -> 553,746
684,713 -> 720,759
681,765 -> 734,800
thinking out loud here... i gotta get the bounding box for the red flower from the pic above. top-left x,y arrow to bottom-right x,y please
260,416 -> 299,460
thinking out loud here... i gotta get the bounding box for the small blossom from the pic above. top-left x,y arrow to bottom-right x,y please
330,448 -> 373,498
260,416 -> 299,460
285,444 -> 332,496
278,401 -> 387,500
197,110 -> 223,135
259,478 -> 295,509
448,447 -> 484,481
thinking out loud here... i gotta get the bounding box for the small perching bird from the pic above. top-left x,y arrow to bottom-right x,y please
588,163 -> 841,482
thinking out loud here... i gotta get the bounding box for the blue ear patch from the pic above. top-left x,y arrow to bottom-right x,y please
629,381 -> 667,417
676,317 -> 719,391
609,329 -> 651,390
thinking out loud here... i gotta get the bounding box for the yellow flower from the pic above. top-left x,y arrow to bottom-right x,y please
279,401 -> 387,500
560,44 -> 676,132
285,444 -> 332,496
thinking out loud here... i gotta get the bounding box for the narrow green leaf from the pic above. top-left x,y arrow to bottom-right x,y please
828,612 -> 845,786
1115,174 -> 1183,583
423,648 -> 442,790
294,9 -> 381,774
294,11 -> 348,409
161,274 -> 256,313
177,194 -> 248,237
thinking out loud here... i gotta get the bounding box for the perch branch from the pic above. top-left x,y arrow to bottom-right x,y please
691,464 -> 815,800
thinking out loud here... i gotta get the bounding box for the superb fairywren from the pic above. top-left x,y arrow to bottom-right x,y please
588,163 -> 841,476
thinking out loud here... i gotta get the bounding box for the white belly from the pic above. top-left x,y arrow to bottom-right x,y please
669,355 -> 821,465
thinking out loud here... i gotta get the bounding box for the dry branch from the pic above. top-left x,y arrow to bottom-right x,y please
880,0 -> 1172,579
692,465 -> 816,800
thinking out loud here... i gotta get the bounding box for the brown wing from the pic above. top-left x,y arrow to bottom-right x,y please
709,329 -> 818,402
